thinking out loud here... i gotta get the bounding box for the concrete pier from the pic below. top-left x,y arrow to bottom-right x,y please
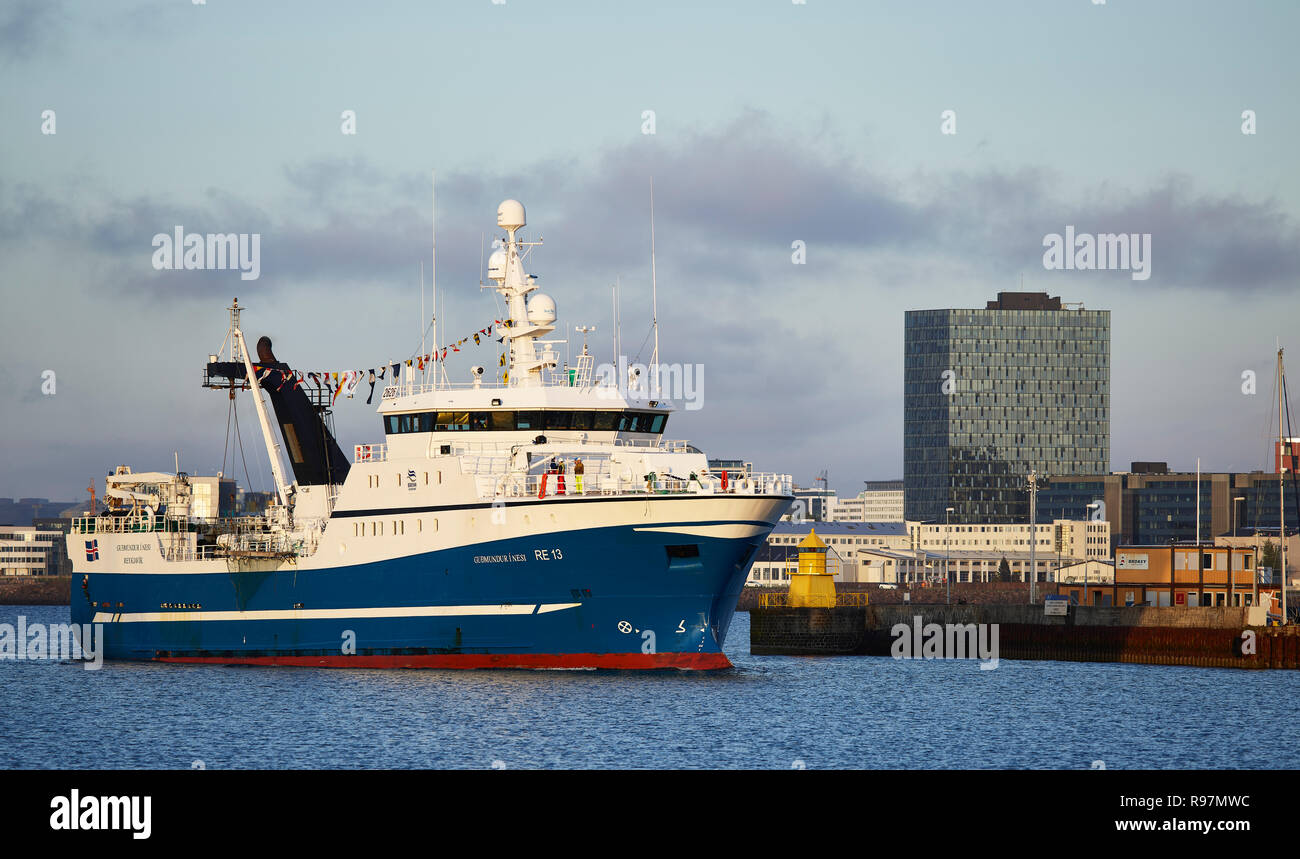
750,603 -> 1300,669
0,575 -> 71,606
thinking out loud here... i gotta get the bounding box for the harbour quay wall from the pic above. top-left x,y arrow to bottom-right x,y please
750,607 -> 870,655
0,575 -> 71,606
736,582 -> 1057,612
751,603 -> 1300,669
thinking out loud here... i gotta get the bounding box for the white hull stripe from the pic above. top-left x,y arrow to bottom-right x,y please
92,603 -> 583,624
632,524 -> 768,539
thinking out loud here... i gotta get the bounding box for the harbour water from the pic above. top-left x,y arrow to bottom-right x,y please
3,604 -> 1298,770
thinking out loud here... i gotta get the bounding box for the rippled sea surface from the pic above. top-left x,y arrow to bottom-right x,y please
3,604 -> 1298,769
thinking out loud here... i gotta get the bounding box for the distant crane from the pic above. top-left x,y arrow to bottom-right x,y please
86,478 -> 96,515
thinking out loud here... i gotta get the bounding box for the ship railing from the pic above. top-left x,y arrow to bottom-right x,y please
216,534 -> 301,556
381,378 -> 620,399
759,591 -> 871,608
610,437 -> 695,452
437,437 -> 696,456
71,514 -> 158,535
72,512 -> 211,535
485,470 -> 793,500
354,443 -> 388,463
163,543 -> 221,562
705,472 -> 792,496
213,516 -> 277,534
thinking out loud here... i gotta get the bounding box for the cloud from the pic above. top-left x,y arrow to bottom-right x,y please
0,0 -> 63,64
3,113 -> 1299,306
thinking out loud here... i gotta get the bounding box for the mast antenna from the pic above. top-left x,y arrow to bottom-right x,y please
436,168 -> 441,389
650,177 -> 660,388
613,278 -> 622,361
420,260 -> 425,390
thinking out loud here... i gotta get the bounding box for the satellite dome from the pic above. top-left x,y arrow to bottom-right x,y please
487,248 -> 507,280
497,199 -> 526,231
526,293 -> 556,326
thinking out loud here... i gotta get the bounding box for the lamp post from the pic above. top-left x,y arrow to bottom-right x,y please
945,507 -> 955,604
1085,502 -> 1101,604
1230,496 -> 1246,607
1027,470 -> 1042,604
1282,466 -> 1288,624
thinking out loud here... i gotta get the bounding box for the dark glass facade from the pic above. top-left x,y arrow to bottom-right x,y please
1130,480 -> 1213,545
904,301 -> 1109,523
1037,471 -> 1295,548
1037,480 -> 1108,519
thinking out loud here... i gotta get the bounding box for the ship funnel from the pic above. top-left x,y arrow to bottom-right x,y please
253,337 -> 350,487
205,337 -> 351,487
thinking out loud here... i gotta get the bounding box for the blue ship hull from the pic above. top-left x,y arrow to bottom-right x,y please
71,521 -> 768,669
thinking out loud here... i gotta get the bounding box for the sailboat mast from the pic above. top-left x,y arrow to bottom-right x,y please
1281,347 -> 1288,623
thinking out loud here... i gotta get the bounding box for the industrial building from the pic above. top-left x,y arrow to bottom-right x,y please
1037,462 -> 1297,553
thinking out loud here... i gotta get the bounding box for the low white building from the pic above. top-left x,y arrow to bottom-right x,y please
751,522 -> 911,585
0,526 -> 67,576
752,521 -> 1108,586
852,481 -> 904,522
746,542 -> 847,586
908,519 -> 1109,563
893,550 -> 1059,584
1054,559 -> 1115,585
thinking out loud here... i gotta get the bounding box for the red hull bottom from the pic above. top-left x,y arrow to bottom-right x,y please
154,651 -> 734,670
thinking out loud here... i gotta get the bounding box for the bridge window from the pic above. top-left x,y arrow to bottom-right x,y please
382,408 -> 667,434
621,411 -> 665,433
436,412 -> 470,431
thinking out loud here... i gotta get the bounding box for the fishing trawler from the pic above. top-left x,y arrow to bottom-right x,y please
69,199 -> 793,668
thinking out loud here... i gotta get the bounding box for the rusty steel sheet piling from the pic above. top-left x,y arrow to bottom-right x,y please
750,603 -> 1300,669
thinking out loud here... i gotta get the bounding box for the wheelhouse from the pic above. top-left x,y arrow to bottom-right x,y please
383,408 -> 669,435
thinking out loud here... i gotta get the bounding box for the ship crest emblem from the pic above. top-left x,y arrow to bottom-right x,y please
85,540 -> 99,562
406,469 -> 417,491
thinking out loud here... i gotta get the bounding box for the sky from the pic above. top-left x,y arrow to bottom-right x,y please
2,0 -> 1299,500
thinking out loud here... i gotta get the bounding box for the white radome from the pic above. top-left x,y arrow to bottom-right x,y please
497,199 -> 526,231
487,248 -> 507,280
526,293 -> 556,326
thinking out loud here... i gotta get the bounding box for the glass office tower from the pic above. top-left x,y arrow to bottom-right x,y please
904,292 -> 1109,523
